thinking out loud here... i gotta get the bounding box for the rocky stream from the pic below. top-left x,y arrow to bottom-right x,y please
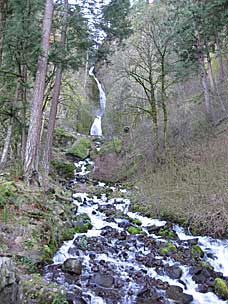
43,141 -> 228,304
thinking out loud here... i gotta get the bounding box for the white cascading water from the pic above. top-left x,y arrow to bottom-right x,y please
44,151 -> 228,304
89,67 -> 106,136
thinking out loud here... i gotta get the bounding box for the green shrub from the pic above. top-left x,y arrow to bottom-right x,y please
0,181 -> 17,208
99,137 -> 122,155
51,160 -> 75,179
54,128 -> 75,146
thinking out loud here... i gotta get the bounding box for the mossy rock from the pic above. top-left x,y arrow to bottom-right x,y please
67,138 -> 92,160
129,218 -> 142,226
51,160 -> 75,179
127,226 -> 144,234
158,228 -> 176,239
159,242 -> 177,255
191,244 -> 204,259
99,137 -> 122,155
214,278 -> 228,300
201,261 -> 213,270
74,213 -> 92,233
53,127 -> 75,146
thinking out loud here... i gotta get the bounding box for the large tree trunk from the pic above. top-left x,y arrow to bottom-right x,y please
42,0 -> 68,176
23,0 -> 54,179
0,0 -> 7,65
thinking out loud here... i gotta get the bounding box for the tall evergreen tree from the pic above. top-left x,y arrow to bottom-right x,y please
0,0 -> 42,167
23,0 -> 54,180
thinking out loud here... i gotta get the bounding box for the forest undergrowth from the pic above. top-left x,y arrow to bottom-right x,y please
132,124 -> 228,238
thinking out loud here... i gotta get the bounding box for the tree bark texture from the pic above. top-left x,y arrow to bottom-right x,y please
0,82 -> 20,167
161,55 -> 168,150
20,66 -> 28,163
23,0 -> 54,178
0,0 -> 7,65
206,50 -> 227,114
196,35 -> 214,122
149,84 -> 159,156
42,0 -> 68,176
216,33 -> 225,82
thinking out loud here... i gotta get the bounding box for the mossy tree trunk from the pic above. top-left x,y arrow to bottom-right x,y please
42,0 -> 68,178
23,0 -> 54,180
149,76 -> 159,157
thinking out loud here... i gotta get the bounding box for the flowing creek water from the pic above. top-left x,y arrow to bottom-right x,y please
44,150 -> 228,304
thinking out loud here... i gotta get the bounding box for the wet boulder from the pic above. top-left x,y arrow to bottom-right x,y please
166,285 -> 193,304
94,272 -> 114,288
62,258 -> 83,275
101,226 -> 119,238
158,241 -> 177,256
136,287 -> 164,304
192,267 -> 212,284
165,265 -> 183,280
166,286 -> 191,303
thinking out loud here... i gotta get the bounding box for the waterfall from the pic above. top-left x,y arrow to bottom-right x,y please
89,67 -> 106,136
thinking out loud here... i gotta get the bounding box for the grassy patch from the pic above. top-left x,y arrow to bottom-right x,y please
22,273 -> 69,304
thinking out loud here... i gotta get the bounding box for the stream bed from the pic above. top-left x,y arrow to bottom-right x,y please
44,151 -> 228,304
